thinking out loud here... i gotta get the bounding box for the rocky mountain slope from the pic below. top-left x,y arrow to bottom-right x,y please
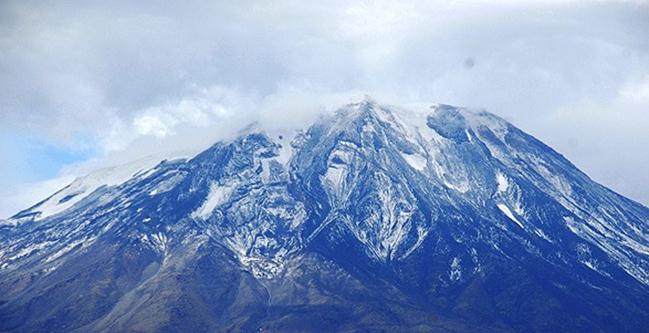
1,99 -> 648,332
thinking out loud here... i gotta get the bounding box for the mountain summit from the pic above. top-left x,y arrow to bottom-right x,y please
1,100 -> 648,332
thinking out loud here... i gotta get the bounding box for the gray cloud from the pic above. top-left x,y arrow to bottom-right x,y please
1,0 -> 649,215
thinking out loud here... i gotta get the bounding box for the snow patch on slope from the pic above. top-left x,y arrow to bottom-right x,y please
496,172 -> 509,192
23,156 -> 167,221
401,152 -> 427,171
450,257 -> 462,281
497,203 -> 524,229
191,181 -> 237,220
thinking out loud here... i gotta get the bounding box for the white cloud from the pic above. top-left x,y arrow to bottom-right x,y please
134,114 -> 172,138
620,75 -> 649,102
1,0 -> 649,215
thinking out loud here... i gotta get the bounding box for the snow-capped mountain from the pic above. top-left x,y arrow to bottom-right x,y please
1,99 -> 648,332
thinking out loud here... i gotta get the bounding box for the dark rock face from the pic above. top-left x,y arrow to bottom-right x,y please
1,100 -> 648,332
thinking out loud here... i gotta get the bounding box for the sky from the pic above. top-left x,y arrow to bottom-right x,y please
1,0 -> 648,217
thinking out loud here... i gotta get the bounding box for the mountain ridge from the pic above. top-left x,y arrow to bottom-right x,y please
1,99 -> 648,332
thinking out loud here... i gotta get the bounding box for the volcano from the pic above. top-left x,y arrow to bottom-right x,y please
1,100 -> 648,332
